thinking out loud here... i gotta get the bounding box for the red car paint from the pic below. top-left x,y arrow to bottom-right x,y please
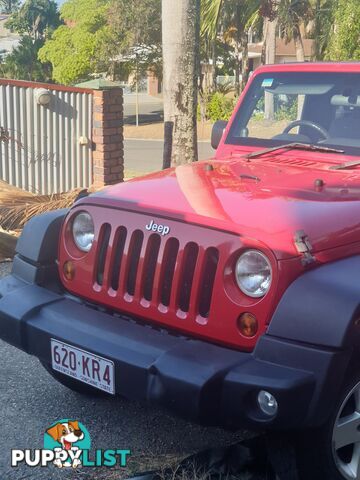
58,63 -> 360,351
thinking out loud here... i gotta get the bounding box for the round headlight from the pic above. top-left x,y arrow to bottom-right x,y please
235,250 -> 272,298
72,212 -> 94,252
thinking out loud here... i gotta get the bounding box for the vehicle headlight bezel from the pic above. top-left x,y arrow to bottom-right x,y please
235,250 -> 272,298
72,211 -> 95,253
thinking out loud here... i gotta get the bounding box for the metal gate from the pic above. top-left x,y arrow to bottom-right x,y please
0,80 -> 93,194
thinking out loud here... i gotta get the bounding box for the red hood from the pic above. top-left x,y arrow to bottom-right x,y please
82,157 -> 360,260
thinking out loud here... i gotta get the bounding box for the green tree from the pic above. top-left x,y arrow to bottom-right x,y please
0,0 -> 20,13
38,0 -> 110,85
107,0 -> 162,81
6,0 -> 60,39
326,0 -> 360,60
1,0 -> 60,81
201,0 -> 261,95
310,0 -> 335,60
0,36 -> 52,81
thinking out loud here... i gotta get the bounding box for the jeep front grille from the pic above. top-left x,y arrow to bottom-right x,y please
94,224 -> 219,319
60,207 -> 248,348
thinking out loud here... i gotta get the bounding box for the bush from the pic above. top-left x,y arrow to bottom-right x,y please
199,92 -> 236,122
275,97 -> 298,121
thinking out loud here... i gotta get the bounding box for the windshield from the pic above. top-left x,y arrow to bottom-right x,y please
226,71 -> 360,156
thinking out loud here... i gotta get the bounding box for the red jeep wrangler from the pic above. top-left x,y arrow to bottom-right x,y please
1,63 -> 360,479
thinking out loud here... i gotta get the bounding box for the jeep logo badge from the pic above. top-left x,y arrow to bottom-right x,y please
145,220 -> 170,236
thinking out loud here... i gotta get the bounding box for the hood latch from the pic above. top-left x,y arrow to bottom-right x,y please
294,230 -> 316,266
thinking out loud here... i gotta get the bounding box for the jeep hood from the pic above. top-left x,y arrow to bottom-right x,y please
83,159 -> 360,260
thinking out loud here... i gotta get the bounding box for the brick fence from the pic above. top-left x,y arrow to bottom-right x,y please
92,88 -> 124,188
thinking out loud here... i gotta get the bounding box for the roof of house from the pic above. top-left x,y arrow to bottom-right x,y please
249,38 -> 314,58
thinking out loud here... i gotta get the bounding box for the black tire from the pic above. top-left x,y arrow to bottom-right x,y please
295,371 -> 360,480
41,361 -> 108,397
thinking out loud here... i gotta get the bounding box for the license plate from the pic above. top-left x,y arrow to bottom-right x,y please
50,339 -> 115,394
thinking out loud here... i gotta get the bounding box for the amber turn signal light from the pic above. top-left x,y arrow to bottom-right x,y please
237,313 -> 258,338
63,261 -> 75,281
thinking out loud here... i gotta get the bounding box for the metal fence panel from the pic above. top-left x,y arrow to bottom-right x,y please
0,82 -> 93,194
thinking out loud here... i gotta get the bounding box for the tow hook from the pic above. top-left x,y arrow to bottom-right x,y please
294,230 -> 316,266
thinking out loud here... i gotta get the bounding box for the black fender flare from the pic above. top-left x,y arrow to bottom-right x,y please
268,255 -> 360,349
254,257 -> 360,426
11,209 -> 69,286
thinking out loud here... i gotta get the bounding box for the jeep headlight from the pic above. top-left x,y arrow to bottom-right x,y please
235,250 -> 272,298
72,212 -> 94,252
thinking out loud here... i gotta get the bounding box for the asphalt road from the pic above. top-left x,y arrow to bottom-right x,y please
124,140 -> 215,174
124,94 -> 163,125
0,262 -> 246,480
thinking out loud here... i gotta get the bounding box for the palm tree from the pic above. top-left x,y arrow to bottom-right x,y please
311,0 -> 335,60
0,0 -> 19,13
162,0 -> 201,166
278,0 -> 312,62
259,1 -> 279,119
201,0 -> 261,96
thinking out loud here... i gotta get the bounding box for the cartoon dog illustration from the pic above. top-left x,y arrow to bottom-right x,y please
46,420 -> 84,468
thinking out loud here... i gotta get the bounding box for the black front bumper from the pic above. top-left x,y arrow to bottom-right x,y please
0,266 -> 349,430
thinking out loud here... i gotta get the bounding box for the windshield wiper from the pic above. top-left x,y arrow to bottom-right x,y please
244,142 -> 345,160
330,159 -> 360,170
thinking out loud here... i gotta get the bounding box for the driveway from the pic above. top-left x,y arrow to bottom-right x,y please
124,139 -> 214,174
0,262 -> 245,480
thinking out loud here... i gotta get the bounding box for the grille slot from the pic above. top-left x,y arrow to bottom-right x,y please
142,234 -> 161,301
95,223 -> 111,286
110,226 -> 127,291
126,230 -> 144,296
178,242 -> 199,312
198,247 -> 219,317
160,238 -> 179,306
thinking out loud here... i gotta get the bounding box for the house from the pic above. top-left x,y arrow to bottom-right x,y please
248,38 -> 315,70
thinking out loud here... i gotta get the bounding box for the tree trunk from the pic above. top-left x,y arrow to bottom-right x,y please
234,42 -> 241,97
264,18 -> 277,120
265,18 -> 276,65
211,39 -> 217,91
313,0 -> 321,60
162,0 -> 200,166
234,4 -> 242,97
240,32 -> 249,93
261,19 -> 268,65
294,27 -> 305,62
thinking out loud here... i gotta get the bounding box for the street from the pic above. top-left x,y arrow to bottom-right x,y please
124,139 -> 214,174
0,262 -> 245,480
124,94 -> 163,125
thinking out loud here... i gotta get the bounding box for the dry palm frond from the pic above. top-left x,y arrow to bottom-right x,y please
0,189 -> 83,230
0,180 -> 34,204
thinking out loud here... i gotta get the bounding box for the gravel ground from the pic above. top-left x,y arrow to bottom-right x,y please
0,262 -> 247,480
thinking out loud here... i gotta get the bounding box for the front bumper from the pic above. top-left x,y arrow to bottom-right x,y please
0,267 -> 347,430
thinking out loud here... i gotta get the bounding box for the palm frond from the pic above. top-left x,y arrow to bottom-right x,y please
201,0 -> 223,39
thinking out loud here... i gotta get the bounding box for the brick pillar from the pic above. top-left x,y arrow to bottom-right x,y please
92,87 -> 124,188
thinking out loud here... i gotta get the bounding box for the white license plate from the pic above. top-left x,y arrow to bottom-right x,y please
51,339 -> 115,394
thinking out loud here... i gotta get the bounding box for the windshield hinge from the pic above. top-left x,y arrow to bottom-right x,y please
294,230 -> 316,266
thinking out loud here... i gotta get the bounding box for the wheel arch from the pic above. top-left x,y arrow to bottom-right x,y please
268,256 -> 360,349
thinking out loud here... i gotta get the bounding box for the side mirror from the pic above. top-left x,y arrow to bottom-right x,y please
211,120 -> 228,150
